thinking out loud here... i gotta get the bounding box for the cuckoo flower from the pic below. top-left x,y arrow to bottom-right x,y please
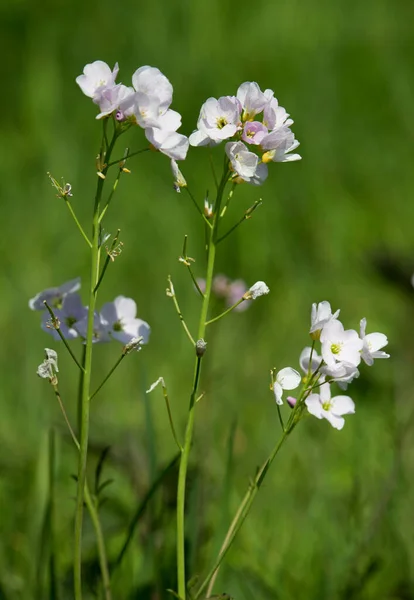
76,60 -> 119,100
360,318 -> 390,366
273,367 -> 301,405
29,278 -> 81,311
299,346 -> 322,374
146,127 -> 189,161
41,293 -> 87,341
310,301 -> 340,336
237,82 -> 268,120
189,96 -> 241,147
261,127 -> 301,163
305,383 -> 355,430
320,320 -> 363,368
100,296 -> 151,345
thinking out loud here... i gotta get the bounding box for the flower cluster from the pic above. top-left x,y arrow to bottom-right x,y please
272,301 -> 389,430
189,82 -> 301,185
76,61 -> 188,161
29,278 -> 150,346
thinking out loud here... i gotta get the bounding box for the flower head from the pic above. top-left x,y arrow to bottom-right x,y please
189,96 -> 241,147
226,141 -> 268,185
76,61 -> 119,100
100,296 -> 150,345
360,318 -> 390,366
261,127 -> 301,163
320,320 -> 363,368
29,278 -> 81,311
273,367 -> 301,405
244,281 -> 270,300
305,383 -> 355,430
237,82 -> 268,120
310,301 -> 340,336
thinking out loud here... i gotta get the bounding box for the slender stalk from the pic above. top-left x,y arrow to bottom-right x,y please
216,199 -> 262,244
168,276 -> 196,346
65,200 -> 92,247
53,385 -> 112,599
74,129 -> 118,600
48,429 -> 59,600
106,147 -> 149,168
205,298 -> 245,326
89,354 -> 125,402
196,432 -> 288,599
94,229 -> 122,293
43,302 -> 85,373
184,187 -> 213,227
176,166 -> 229,599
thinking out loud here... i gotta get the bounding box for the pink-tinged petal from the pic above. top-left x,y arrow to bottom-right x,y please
331,395 -> 355,416
132,66 -> 172,112
305,395 -> 324,419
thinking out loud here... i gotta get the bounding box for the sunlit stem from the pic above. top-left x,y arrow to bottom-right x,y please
154,380 -> 183,452
167,276 -> 196,346
106,147 -> 149,168
99,159 -> 127,223
94,229 -> 122,294
217,199 -> 263,244
176,163 -> 230,600
64,200 -> 92,247
205,298 -> 245,326
184,186 -> 213,228
220,182 -> 237,218
43,301 -> 85,373
89,353 -> 126,402
74,125 -> 118,600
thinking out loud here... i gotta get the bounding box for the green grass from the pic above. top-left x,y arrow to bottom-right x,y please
1,0 -> 414,598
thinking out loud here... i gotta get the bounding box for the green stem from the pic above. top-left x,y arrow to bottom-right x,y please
74,129 -> 118,600
176,166 -> 229,599
168,276 -> 196,346
196,431 -> 289,599
89,354 -> 125,402
106,147 -> 149,168
65,200 -> 92,247
184,187 -> 213,228
94,229 -> 121,293
216,199 -> 262,244
43,302 -> 85,373
205,298 -> 245,326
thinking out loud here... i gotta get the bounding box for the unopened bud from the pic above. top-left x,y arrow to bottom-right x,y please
286,396 -> 297,409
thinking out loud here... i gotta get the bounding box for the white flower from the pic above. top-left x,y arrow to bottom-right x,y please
245,281 -> 270,299
171,159 -> 187,191
41,293 -> 87,340
305,383 -> 355,430
299,346 -> 322,374
321,360 -> 359,385
189,96 -> 241,146
76,61 -> 119,99
76,311 -> 111,344
95,83 -> 135,119
263,97 -> 293,131
360,318 -> 390,366
132,66 -> 173,114
146,128 -> 189,161
261,127 -> 301,163
237,82 -> 268,119
226,141 -> 265,184
100,296 -> 151,345
273,367 -> 301,405
310,301 -> 340,334
37,348 -> 59,380
320,320 -> 363,368
29,277 -> 81,311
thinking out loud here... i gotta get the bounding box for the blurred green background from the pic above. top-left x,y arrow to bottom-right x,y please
1,0 -> 414,598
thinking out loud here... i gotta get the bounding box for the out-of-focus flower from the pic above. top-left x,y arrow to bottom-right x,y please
320,320 -> 363,368
305,383 -> 355,430
41,293 -> 87,340
76,61 -> 119,100
263,97 -> 293,131
360,318 -> 390,366
37,348 -> 59,381
100,296 -> 150,344
321,361 -> 359,385
273,367 -> 301,405
299,346 -> 322,374
189,96 -> 241,147
310,301 -> 340,336
29,278 -> 81,311
171,159 -> 187,191
244,281 -> 270,300
75,311 -> 112,344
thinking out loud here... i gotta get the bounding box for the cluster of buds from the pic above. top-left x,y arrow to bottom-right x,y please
29,278 -> 150,345
272,301 -> 389,430
76,61 -> 188,161
189,82 -> 301,185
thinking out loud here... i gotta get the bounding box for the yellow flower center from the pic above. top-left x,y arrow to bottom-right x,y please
331,342 -> 342,355
216,116 -> 228,129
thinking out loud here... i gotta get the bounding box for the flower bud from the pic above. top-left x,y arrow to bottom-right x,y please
196,338 -> 207,357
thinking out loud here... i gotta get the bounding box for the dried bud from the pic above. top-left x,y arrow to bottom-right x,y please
196,338 -> 207,357
123,336 -> 144,355
37,348 -> 59,384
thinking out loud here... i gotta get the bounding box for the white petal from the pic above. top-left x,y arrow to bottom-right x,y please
305,395 -> 323,419
322,412 -> 345,430
273,381 -> 283,405
113,296 -> 137,319
331,395 -> 355,416
365,332 -> 388,352
276,367 -> 301,390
